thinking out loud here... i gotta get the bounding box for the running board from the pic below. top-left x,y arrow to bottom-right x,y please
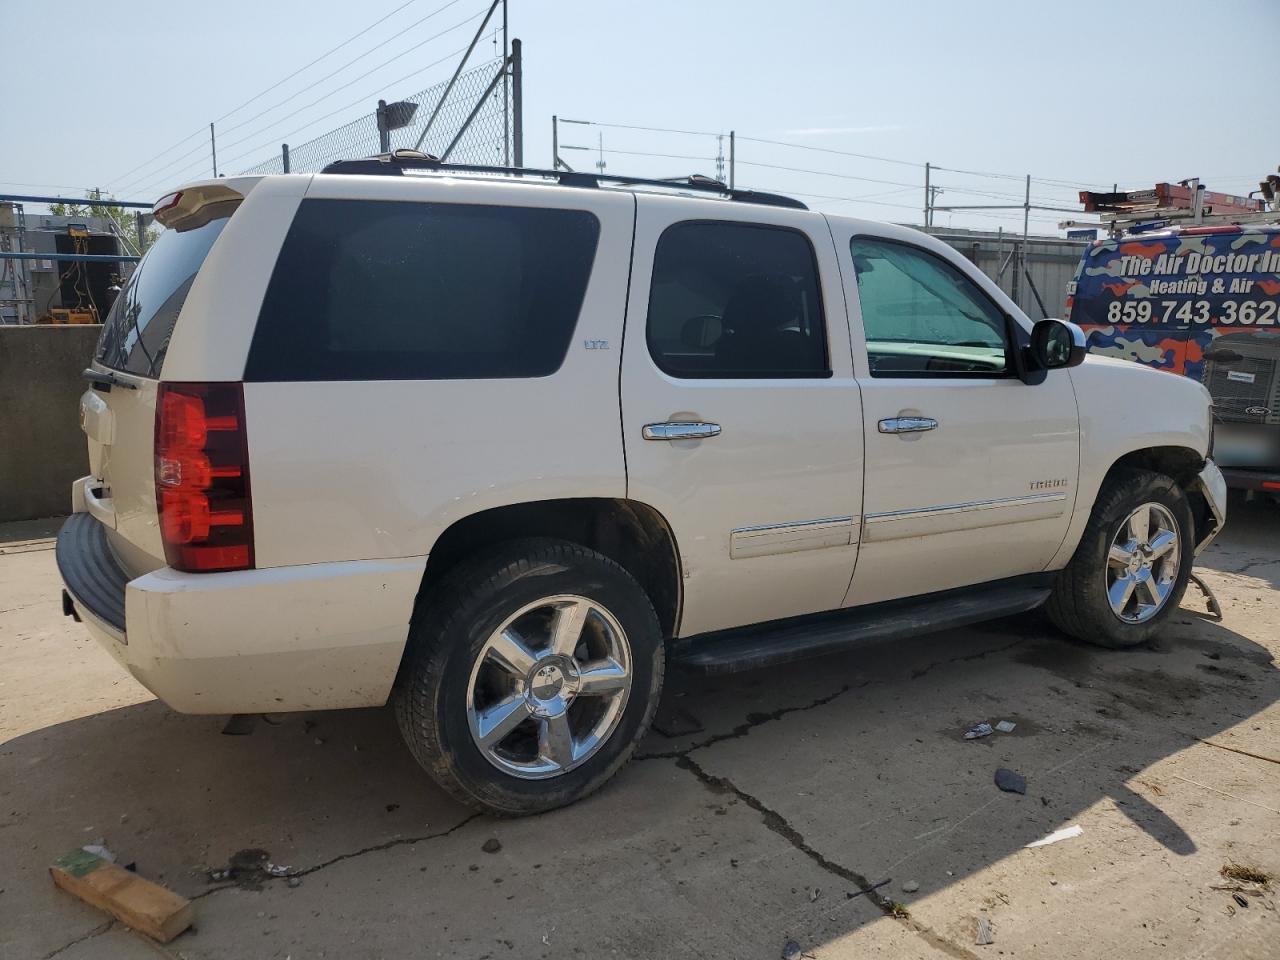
671,576 -> 1053,675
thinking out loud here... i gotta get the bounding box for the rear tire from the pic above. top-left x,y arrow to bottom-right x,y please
394,538 -> 665,815
1047,469 -> 1195,649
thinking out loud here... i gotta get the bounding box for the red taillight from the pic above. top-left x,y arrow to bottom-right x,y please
1263,480 -> 1280,492
153,191 -> 183,216
155,382 -> 253,572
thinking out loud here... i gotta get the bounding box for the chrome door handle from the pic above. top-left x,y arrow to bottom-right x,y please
878,416 -> 937,434
642,421 -> 722,441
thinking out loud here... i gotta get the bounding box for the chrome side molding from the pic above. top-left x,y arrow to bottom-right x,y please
730,516 -> 859,559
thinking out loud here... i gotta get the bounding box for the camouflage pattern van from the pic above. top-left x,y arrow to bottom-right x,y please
1065,224 -> 1280,494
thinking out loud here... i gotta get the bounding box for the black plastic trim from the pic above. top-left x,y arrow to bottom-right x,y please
672,574 -> 1054,674
319,154 -> 808,210
56,513 -> 129,634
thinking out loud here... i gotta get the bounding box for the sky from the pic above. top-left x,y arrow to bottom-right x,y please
3,0 -> 1278,234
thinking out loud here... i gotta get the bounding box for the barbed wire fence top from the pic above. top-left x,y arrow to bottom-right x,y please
240,57 -> 509,176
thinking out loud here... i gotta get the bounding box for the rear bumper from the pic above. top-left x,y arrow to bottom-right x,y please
56,514 -> 427,714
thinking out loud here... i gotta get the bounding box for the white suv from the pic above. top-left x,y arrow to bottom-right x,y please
58,154 -> 1226,814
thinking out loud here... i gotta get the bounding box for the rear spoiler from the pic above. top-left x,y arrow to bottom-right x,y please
152,178 -> 259,229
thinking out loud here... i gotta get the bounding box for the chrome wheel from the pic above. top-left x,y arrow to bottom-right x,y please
1105,502 -> 1181,623
465,595 -> 632,780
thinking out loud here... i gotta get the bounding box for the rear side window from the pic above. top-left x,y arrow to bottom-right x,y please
646,220 -> 829,378
96,202 -> 235,377
245,199 -> 600,381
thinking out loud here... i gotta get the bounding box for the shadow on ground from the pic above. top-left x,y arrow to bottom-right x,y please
3,500 -> 1278,959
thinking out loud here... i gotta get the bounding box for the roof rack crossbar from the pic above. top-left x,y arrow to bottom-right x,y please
319,152 -> 807,210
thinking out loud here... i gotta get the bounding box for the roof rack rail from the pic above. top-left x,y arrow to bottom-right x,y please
319,150 -> 808,210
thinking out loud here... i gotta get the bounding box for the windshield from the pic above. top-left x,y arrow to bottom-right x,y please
95,202 -> 235,377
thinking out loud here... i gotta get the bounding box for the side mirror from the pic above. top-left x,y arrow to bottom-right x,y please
1030,318 -> 1087,371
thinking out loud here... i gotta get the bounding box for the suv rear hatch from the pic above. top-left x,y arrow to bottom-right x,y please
81,185 -> 243,575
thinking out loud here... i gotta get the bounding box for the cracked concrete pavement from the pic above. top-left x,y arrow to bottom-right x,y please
2,500 -> 1278,959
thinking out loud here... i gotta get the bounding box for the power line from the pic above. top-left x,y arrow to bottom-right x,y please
104,126 -> 208,191
592,147 -> 717,163
213,0 -> 430,124
216,0 -> 470,139
107,0 -> 449,191
211,9 -> 486,159
131,19 -> 483,195
562,119 -> 720,138
740,184 -> 920,211
735,158 -> 922,190
735,134 -> 924,170
210,43 -> 480,175
115,136 -> 223,198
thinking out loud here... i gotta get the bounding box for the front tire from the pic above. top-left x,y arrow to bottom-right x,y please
1047,469 -> 1195,648
394,538 -> 665,815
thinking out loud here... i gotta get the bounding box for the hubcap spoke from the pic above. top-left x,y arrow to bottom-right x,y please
1108,543 -> 1135,566
486,628 -> 537,678
539,714 -> 576,769
1109,574 -> 1137,612
1147,529 -> 1177,560
1136,574 -> 1166,607
577,658 -> 629,696
476,695 -> 532,749
1128,507 -> 1151,546
549,601 -> 590,657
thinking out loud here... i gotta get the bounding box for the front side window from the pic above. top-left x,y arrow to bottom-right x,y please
245,199 -> 600,381
850,236 -> 1010,377
647,220 -> 829,378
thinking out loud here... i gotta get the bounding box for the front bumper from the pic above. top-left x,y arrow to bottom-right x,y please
56,513 -> 427,714
1192,459 -> 1228,557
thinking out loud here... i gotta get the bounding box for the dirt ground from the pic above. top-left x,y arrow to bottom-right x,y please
2,499 -> 1278,960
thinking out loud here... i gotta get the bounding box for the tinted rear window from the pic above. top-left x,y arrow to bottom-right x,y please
96,202 -> 235,376
245,199 -> 601,382
646,220 -> 829,378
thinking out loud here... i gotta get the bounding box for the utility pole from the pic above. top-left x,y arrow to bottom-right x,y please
282,143 -> 290,173
502,0 -> 509,166
595,132 -> 606,174
510,38 -> 522,167
729,130 -> 735,189
552,115 -> 560,169
923,161 -> 931,227
210,123 -> 218,178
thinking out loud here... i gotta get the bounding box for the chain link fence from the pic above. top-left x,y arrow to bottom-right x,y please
241,57 -> 511,175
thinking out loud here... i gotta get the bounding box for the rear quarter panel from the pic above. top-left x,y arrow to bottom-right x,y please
243,176 -> 637,567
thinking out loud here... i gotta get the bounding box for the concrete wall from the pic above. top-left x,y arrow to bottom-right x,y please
0,325 -> 100,522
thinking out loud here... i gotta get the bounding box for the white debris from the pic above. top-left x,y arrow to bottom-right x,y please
995,720 -> 1017,733
975,917 -> 994,945
81,844 -> 115,862
964,722 -> 994,740
1026,825 -> 1083,848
